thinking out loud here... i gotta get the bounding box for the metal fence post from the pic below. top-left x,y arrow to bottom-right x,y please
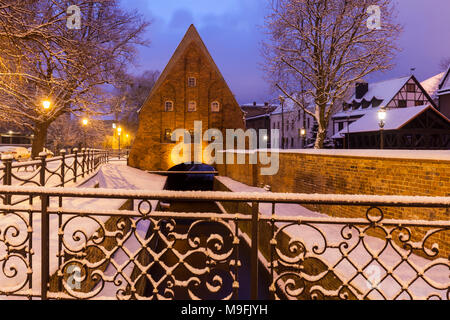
60,149 -> 66,207
39,152 -> 47,186
81,148 -> 86,178
73,148 -> 78,183
86,148 -> 90,174
251,201 -> 259,300
2,155 -> 13,205
90,149 -> 94,173
41,194 -> 50,300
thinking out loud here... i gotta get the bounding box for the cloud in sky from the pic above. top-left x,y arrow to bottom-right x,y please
120,0 -> 450,104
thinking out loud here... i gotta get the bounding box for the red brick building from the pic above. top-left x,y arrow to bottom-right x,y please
129,25 -> 245,170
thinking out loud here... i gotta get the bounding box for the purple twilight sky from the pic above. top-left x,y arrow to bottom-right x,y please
119,0 -> 450,105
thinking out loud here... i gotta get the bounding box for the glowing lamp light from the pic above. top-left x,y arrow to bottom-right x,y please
117,127 -> 122,135
42,100 -> 51,110
300,128 -> 306,136
82,118 -> 88,126
378,108 -> 386,122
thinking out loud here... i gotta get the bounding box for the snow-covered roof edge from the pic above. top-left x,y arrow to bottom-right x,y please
438,64 -> 450,95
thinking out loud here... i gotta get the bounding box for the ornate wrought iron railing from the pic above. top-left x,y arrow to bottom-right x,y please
0,149 -> 108,205
0,187 -> 448,300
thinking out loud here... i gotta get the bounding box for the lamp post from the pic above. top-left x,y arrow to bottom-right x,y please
82,118 -> 88,148
378,107 -> 386,149
279,96 -> 285,149
117,127 -> 122,158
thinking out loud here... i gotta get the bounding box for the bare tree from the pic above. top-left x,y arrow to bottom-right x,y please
263,0 -> 401,148
111,70 -> 159,133
0,0 -> 150,157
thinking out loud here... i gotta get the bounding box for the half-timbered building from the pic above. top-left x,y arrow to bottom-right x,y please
437,65 -> 450,119
331,75 -> 450,149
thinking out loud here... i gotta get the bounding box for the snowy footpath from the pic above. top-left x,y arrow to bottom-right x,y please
216,176 -> 449,300
0,161 -> 166,299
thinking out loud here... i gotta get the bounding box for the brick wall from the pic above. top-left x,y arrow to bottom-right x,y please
217,151 -> 450,256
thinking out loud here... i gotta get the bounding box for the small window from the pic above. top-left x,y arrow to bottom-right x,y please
338,122 -> 344,131
406,84 -> 415,92
188,77 -> 196,87
211,101 -> 220,112
415,100 -> 424,106
165,101 -> 174,112
398,100 -> 407,108
164,129 -> 172,142
188,101 -> 197,112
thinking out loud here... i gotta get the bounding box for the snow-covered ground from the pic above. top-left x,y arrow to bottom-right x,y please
216,176 -> 449,300
0,161 -> 166,299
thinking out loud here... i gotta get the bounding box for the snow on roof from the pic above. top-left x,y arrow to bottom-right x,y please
333,76 -> 411,118
333,104 -> 442,137
271,96 -> 315,115
421,72 -> 445,99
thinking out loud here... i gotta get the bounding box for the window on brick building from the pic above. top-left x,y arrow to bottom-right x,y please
164,129 -> 173,142
211,101 -> 220,112
188,101 -> 197,112
406,83 -> 415,92
165,101 -> 174,112
188,77 -> 196,87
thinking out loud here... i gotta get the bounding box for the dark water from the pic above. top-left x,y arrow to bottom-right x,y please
140,201 -> 272,300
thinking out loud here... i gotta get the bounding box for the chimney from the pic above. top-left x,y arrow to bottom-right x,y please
253,101 -> 257,106
355,82 -> 369,99
264,102 -> 269,107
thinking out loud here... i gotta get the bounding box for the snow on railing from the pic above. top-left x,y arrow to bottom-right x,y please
0,186 -> 448,300
0,185 -> 448,207
0,149 -> 108,205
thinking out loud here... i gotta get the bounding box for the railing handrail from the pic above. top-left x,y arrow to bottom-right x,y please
0,185 -> 448,207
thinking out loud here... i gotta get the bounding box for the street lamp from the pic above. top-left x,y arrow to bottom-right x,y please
42,100 -> 51,110
299,128 -> 306,148
82,118 -> 88,148
377,107 -> 386,149
279,95 -> 285,149
117,127 -> 122,158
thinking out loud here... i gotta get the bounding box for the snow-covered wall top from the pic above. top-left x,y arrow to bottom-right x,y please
220,149 -> 450,161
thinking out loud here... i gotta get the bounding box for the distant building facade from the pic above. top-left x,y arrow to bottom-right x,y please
129,25 -> 245,171
270,99 -> 315,149
241,102 -> 277,148
0,123 -> 33,147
